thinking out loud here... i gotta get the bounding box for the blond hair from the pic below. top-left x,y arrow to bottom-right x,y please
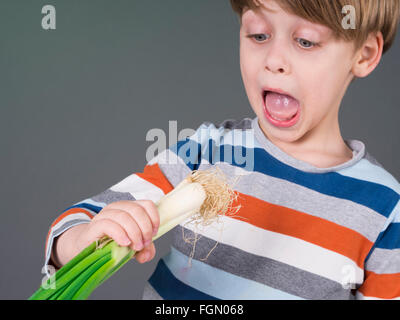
230,0 -> 400,55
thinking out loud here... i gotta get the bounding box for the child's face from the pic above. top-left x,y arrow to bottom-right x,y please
240,0 -> 358,146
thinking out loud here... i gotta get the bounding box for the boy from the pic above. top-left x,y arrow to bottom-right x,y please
43,0 -> 400,299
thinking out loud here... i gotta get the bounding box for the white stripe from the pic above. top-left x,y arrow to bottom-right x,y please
110,173 -> 165,202
51,212 -> 92,232
388,199 -> 400,225
394,200 -> 400,223
73,197 -> 107,208
338,159 -> 400,195
181,216 -> 364,285
355,291 -> 400,300
65,205 -> 98,217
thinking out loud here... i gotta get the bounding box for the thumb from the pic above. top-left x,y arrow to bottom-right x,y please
134,242 -> 156,264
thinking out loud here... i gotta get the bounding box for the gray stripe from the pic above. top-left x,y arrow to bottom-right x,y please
142,282 -> 164,300
91,189 -> 135,204
51,218 -> 91,239
366,247 -> 400,274
159,160 -> 192,188
172,227 -> 353,300
192,161 -> 384,243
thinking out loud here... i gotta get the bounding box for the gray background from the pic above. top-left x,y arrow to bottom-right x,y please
0,0 -> 399,300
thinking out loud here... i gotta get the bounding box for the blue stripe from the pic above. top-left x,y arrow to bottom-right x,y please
171,139 -> 202,171
338,159 -> 400,195
375,223 -> 400,249
148,259 -> 219,300
171,138 -> 399,218
62,203 -> 103,214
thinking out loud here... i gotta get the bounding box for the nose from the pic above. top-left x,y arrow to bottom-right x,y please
264,37 -> 290,75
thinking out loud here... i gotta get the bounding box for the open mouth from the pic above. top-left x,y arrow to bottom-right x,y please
263,91 -> 297,121
262,90 -> 301,127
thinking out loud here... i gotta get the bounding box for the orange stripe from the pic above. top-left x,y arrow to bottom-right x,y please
44,208 -> 94,257
358,271 -> 400,299
136,163 -> 174,195
229,192 -> 373,268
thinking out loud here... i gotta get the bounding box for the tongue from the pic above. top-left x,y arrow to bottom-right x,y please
265,91 -> 299,121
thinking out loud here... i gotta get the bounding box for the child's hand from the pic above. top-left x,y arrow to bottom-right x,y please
76,200 -> 160,264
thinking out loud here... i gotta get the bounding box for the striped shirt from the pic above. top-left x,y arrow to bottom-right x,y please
43,117 -> 400,300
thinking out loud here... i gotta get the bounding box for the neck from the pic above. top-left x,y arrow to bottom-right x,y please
261,110 -> 353,168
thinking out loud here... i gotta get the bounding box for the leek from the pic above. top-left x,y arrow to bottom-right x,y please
29,168 -> 239,300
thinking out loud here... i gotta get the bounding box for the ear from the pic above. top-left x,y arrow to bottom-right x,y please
352,31 -> 384,78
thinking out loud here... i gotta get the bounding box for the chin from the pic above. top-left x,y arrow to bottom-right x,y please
258,116 -> 305,143
270,130 -> 305,144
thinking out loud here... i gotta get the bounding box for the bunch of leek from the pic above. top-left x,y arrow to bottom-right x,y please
29,168 -> 238,300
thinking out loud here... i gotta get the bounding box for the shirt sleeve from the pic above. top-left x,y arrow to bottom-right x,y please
355,199 -> 400,300
43,159 -> 177,276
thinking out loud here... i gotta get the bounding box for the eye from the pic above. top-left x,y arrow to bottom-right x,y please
247,34 -> 269,42
246,34 -> 318,49
296,38 -> 317,49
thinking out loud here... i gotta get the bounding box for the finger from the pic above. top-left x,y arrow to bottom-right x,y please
86,219 -> 132,248
93,208 -> 146,251
134,200 -> 160,236
128,204 -> 155,245
106,201 -> 155,245
134,242 -> 156,264
105,200 -> 160,235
